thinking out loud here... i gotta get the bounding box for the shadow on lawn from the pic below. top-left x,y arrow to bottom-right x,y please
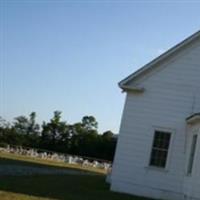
0,174 -> 150,200
0,156 -> 101,175
0,155 -> 84,170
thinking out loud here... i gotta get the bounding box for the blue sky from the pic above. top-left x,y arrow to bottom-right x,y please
1,0 -> 200,133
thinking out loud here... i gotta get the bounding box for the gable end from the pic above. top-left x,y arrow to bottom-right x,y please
119,30 -> 200,92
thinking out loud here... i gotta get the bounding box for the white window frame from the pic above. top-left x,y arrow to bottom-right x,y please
146,126 -> 175,171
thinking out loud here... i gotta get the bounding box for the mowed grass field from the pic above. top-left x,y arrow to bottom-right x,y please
0,152 -> 150,200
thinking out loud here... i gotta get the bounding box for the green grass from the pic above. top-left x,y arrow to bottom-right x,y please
0,175 -> 150,200
0,152 -> 150,200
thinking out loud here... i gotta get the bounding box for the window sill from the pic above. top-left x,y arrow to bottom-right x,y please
145,166 -> 169,173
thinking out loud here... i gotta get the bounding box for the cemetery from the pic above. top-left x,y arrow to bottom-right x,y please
0,145 -> 111,173
0,149 -> 147,200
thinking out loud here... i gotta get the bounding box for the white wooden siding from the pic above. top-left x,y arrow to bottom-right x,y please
111,38 -> 200,200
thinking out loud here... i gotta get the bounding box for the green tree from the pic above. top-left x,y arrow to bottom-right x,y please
101,130 -> 117,161
82,116 -> 98,131
27,112 -> 40,135
12,112 -> 40,147
0,113 -> 117,161
13,115 -> 29,135
41,111 -> 69,151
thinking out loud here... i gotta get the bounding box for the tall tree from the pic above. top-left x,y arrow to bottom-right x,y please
12,112 -> 40,147
13,115 -> 29,135
27,112 -> 40,135
41,111 -> 69,151
82,116 -> 98,131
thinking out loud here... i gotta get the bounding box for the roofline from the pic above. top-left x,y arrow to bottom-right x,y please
119,30 -> 200,89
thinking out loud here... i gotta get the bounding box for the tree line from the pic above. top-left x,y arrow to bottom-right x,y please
0,111 -> 117,161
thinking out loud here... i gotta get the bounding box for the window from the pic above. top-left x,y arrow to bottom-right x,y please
149,130 -> 171,168
187,135 -> 198,175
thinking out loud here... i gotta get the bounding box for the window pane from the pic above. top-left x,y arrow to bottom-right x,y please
153,131 -> 171,149
149,130 -> 171,168
187,135 -> 198,175
150,149 -> 168,168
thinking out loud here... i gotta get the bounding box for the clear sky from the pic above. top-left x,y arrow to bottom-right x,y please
0,0 -> 200,133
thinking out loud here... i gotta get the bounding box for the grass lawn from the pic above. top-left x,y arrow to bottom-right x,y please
0,174 -> 151,200
0,152 -> 150,200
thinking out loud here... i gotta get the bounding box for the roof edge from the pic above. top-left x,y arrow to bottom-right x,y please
119,30 -> 200,88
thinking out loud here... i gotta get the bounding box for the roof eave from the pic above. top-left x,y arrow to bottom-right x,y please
119,84 -> 144,93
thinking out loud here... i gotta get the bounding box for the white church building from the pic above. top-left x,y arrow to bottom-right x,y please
111,30 -> 200,200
